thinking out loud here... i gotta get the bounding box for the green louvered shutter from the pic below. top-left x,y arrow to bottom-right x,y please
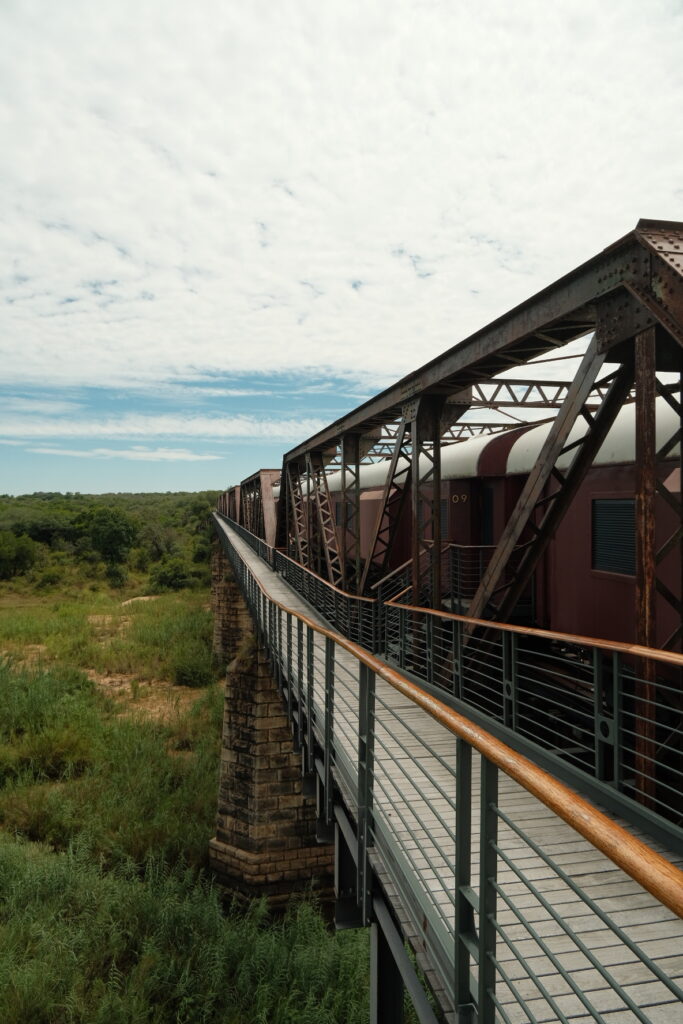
591,498 -> 635,575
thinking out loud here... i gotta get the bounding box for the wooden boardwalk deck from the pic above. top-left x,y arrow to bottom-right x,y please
221,521 -> 683,1024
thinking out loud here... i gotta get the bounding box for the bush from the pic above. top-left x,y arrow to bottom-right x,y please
149,556 -> 193,592
105,564 -> 127,588
35,568 -> 62,589
85,506 -> 137,564
171,643 -> 214,688
0,532 -> 39,579
0,841 -> 372,1024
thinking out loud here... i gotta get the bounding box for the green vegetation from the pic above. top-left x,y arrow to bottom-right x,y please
0,837 -> 369,1024
0,492 -> 380,1023
0,490 -> 219,596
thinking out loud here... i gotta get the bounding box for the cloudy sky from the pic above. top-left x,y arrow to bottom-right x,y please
2,0 -> 683,495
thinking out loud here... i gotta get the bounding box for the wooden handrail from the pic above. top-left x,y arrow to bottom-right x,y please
218,517 -> 683,920
388,597 -> 683,669
274,548 -> 377,603
370,558 -> 412,591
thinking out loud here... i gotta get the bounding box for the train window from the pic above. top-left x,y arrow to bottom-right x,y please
591,498 -> 635,575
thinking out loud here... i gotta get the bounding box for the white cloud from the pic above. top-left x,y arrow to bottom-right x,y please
1,0 -> 683,494
1,397 -> 84,415
26,445 -> 222,461
0,0 -> 681,398
1,412 -> 327,441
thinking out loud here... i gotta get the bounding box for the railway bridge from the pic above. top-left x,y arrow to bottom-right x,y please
209,220 -> 683,1023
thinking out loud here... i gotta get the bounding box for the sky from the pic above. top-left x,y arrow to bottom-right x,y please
1,0 -> 683,495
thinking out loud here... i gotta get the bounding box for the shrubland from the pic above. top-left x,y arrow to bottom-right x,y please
0,491 -> 380,1024
0,490 -> 217,593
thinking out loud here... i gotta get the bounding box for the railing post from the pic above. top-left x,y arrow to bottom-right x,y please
296,618 -> 304,750
286,612 -> 293,719
502,632 -> 517,729
455,737 -> 474,1019
358,662 -> 376,925
425,614 -> 434,687
453,618 -> 463,699
306,625 -> 315,774
399,607 -> 406,670
275,605 -> 282,690
324,636 -> 335,825
593,647 -> 622,782
478,757 -> 498,1024
614,652 -> 623,790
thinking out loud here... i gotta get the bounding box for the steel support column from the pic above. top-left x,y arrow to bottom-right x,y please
411,396 -> 446,609
635,328 -> 658,805
341,433 -> 362,592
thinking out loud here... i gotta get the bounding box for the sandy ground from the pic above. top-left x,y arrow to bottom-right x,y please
84,668 -> 206,721
4,593 -> 210,723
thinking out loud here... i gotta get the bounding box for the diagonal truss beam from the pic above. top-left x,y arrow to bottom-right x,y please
467,337 -> 632,623
286,461 -> 309,565
359,417 -> 413,593
306,452 -> 345,588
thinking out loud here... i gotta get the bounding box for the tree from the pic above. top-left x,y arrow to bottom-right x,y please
0,531 -> 38,579
87,507 -> 137,565
150,556 -> 192,591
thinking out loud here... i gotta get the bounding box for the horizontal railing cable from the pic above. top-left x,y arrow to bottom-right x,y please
213,513 -> 683,1022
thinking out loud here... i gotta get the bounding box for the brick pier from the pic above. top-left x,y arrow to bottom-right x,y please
208,538 -> 333,904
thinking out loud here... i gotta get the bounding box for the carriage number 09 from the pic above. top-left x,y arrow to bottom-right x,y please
451,494 -> 468,503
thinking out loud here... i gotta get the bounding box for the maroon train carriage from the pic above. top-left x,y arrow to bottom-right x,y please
224,396 -> 679,649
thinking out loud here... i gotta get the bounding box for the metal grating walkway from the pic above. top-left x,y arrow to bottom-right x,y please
217,518 -> 683,1024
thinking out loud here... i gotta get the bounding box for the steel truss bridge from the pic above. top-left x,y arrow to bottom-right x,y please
213,220 -> 683,1023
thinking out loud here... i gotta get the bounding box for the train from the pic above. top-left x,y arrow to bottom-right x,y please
223,396 -> 680,651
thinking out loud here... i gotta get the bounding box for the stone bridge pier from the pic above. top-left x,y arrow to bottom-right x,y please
208,538 -> 334,904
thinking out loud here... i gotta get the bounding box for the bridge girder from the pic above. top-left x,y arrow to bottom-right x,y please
268,220 -> 683,662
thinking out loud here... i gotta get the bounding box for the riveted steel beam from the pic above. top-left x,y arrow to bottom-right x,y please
467,337 -> 630,624
359,417 -> 413,594
306,451 -> 345,587
635,328 -> 658,807
341,434 -> 362,593
411,395 -> 447,609
286,460 -> 309,565
283,224 -> 679,462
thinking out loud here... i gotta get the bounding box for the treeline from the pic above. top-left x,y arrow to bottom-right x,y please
0,490 -> 220,591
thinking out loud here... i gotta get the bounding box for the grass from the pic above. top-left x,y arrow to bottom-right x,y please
0,592 -> 216,685
0,836 -> 371,1024
0,589 -> 385,1022
0,658 -> 224,869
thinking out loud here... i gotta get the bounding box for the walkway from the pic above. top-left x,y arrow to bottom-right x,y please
218,517 -> 683,1024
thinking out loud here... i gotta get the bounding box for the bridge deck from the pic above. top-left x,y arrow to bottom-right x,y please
220,520 -> 683,1024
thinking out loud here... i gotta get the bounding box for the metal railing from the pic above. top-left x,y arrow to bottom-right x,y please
214,515 -> 683,1024
383,600 -> 683,841
217,513 -> 377,650
372,542 -> 533,620
216,513 -> 682,851
217,511 -> 276,568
